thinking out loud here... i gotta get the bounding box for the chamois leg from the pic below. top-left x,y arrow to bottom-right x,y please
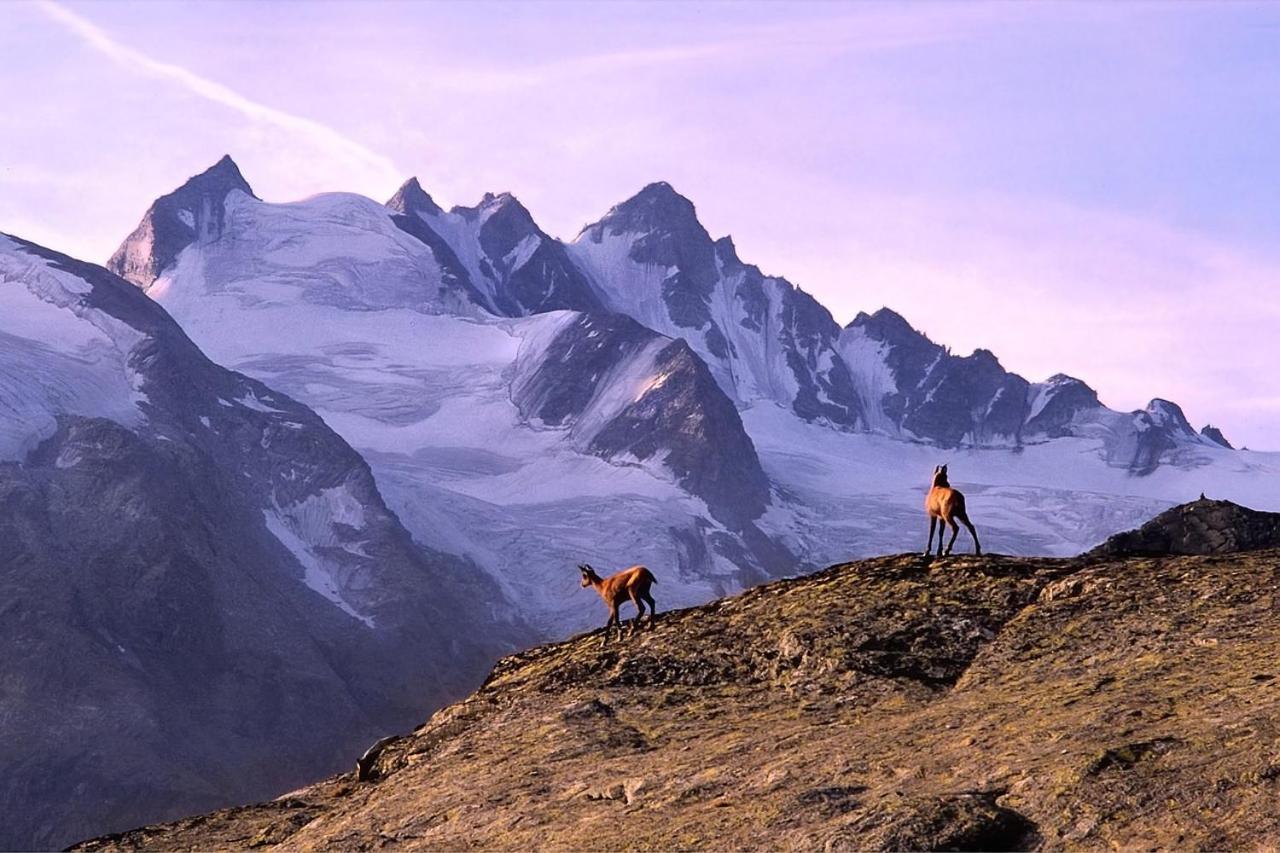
959,513 -> 981,555
925,516 -> 937,556
642,591 -> 657,624
601,605 -> 620,648
944,518 -> 960,556
629,591 -> 645,635
936,516 -> 947,557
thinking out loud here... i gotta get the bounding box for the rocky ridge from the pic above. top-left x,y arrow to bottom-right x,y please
77,501 -> 1280,851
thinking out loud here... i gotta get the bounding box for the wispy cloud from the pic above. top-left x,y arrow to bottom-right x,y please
422,4 -> 975,95
35,0 -> 401,185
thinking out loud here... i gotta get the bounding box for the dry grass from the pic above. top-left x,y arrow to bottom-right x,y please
77,551 -> 1280,851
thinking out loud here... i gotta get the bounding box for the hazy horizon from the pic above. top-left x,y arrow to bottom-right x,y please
3,0 -> 1278,449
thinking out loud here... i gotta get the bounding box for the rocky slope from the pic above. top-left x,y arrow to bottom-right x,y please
1089,495 -> 1280,557
79,504 -> 1280,850
0,234 -> 527,850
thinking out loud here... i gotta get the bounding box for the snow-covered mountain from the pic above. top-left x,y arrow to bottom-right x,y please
386,176 -> 604,316
559,183 -> 1279,557
838,307 -> 1223,472
107,158 -> 1280,594
569,183 -> 864,428
0,234 -> 527,850
109,160 -> 794,638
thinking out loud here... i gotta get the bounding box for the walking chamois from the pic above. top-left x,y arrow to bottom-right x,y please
924,464 -> 982,557
578,563 -> 657,646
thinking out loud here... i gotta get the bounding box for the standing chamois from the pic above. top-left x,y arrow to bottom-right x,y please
924,464 -> 982,557
578,563 -> 658,646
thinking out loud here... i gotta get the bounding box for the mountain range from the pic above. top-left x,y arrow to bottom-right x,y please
2,155 -> 1277,846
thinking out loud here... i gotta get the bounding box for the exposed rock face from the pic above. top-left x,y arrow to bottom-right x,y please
1201,424 -> 1233,449
511,312 -> 772,528
840,308 -> 1092,446
77,542 -> 1280,851
569,183 -> 864,429
1088,496 -> 1280,557
838,308 -> 1219,472
387,178 -> 604,316
0,235 -> 526,850
106,155 -> 256,288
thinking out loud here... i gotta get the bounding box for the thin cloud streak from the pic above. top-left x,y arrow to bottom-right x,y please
35,0 -> 402,186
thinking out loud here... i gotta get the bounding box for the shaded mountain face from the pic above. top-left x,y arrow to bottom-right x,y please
0,235 -> 525,850
569,183 -> 864,429
838,308 -> 1213,469
1201,424 -> 1233,449
1088,496 -> 1280,557
107,155 -> 256,289
387,177 -> 604,317
80,542 -> 1280,851
107,161 -> 790,634
510,311 -> 772,529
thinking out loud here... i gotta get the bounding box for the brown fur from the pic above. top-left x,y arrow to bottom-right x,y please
924,465 -> 982,557
579,563 -> 658,646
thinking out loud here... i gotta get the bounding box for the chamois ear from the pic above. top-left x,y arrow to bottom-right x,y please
941,464 -> 948,473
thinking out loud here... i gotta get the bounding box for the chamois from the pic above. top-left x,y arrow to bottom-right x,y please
578,563 -> 658,646
924,464 -> 982,557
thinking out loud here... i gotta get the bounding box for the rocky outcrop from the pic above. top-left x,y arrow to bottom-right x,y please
387,179 -> 604,316
107,155 -> 255,288
1087,496 -> 1280,557
510,311 -> 773,529
1201,424 -> 1233,449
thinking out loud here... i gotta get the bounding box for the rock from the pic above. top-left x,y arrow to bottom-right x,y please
583,783 -> 626,802
1087,497 -> 1280,557
356,736 -> 400,782
623,778 -> 648,805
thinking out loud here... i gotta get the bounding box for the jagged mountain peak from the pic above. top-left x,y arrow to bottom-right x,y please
847,306 -> 934,347
385,176 -> 441,217
1142,398 -> 1195,434
1201,424 -> 1233,449
179,154 -> 256,201
713,234 -> 739,263
577,180 -> 708,244
107,155 -> 257,288
451,190 -> 530,221
969,347 -> 1001,366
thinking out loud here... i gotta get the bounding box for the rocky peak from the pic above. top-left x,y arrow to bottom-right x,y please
196,154 -> 255,197
1140,399 -> 1196,436
847,307 -> 935,349
713,235 -> 740,266
1200,424 -> 1233,449
106,155 -> 256,288
1088,496 -> 1280,557
577,181 -> 710,246
385,177 -> 441,218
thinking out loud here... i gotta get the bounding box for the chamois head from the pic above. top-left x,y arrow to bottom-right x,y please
578,564 -> 600,588
931,464 -> 950,488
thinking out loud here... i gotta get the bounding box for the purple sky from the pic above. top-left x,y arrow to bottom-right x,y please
3,1 -> 1278,449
